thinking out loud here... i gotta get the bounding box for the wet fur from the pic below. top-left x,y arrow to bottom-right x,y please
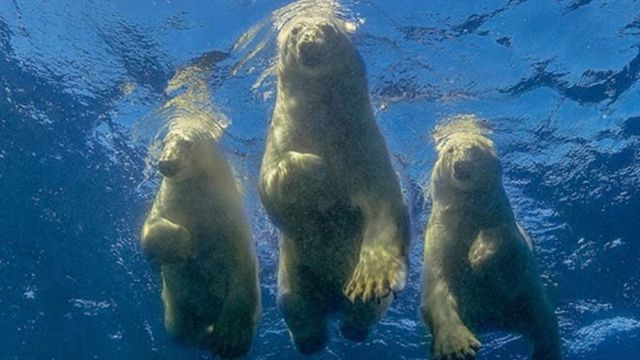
420,116 -> 561,360
259,15 -> 409,354
141,120 -> 260,358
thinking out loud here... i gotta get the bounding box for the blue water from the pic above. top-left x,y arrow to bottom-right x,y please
1,0 -> 639,359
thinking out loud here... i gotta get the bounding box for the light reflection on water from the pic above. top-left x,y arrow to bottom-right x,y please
1,0 -> 639,359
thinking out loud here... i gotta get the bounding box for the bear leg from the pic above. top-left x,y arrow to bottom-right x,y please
520,296 -> 562,360
339,294 -> 390,342
209,285 -> 259,359
277,290 -> 328,355
161,276 -> 198,341
276,234 -> 329,354
209,315 -> 254,359
421,277 -> 481,360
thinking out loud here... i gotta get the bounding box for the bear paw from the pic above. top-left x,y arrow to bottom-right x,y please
262,151 -> 338,212
468,237 -> 498,271
141,217 -> 192,264
432,325 -> 481,360
209,318 -> 254,359
344,247 -> 407,303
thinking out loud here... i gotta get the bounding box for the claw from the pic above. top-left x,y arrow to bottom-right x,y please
343,247 -> 407,304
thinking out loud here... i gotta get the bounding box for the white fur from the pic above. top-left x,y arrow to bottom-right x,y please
420,115 -> 561,360
141,119 -> 260,358
259,15 -> 409,354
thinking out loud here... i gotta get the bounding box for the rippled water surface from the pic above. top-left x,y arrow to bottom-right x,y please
1,0 -> 639,359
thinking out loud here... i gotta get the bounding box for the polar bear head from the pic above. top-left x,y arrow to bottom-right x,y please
278,16 -> 355,76
157,120 -> 218,182
431,115 -> 501,193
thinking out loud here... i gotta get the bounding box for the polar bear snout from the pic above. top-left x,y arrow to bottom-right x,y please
288,22 -> 340,67
436,140 -> 500,192
453,160 -> 473,181
297,38 -> 325,67
158,159 -> 181,178
296,29 -> 329,67
157,135 -> 196,179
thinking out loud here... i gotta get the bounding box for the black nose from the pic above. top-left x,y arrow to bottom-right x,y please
298,40 -> 323,67
158,160 -> 180,178
453,160 -> 473,181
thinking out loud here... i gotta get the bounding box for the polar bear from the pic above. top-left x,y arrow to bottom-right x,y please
258,14 -> 410,354
141,118 -> 260,359
420,115 -> 561,360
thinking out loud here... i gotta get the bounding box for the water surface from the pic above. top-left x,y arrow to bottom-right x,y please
1,0 -> 639,359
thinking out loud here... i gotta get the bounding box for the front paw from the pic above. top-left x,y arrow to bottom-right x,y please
344,247 -> 407,303
432,324 -> 481,360
262,151 -> 338,213
468,238 -> 497,272
141,218 -> 192,264
263,152 -> 326,193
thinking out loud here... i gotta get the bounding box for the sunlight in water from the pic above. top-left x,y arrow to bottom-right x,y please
1,0 -> 639,358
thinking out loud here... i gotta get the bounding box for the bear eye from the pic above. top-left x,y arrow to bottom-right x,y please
182,140 -> 194,151
291,24 -> 304,36
319,23 -> 335,35
447,147 -> 455,154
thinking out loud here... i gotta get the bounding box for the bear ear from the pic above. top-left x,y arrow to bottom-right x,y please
431,125 -> 449,152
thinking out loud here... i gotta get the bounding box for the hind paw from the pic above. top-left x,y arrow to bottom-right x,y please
432,325 -> 481,360
209,320 -> 254,359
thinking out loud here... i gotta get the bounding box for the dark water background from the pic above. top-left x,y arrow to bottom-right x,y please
1,0 -> 639,359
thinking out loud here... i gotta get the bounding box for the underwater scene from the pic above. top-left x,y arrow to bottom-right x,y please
2,0 -> 640,359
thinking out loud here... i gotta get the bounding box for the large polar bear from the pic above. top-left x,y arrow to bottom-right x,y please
420,115 -> 561,360
258,13 -> 410,354
141,118 -> 261,359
